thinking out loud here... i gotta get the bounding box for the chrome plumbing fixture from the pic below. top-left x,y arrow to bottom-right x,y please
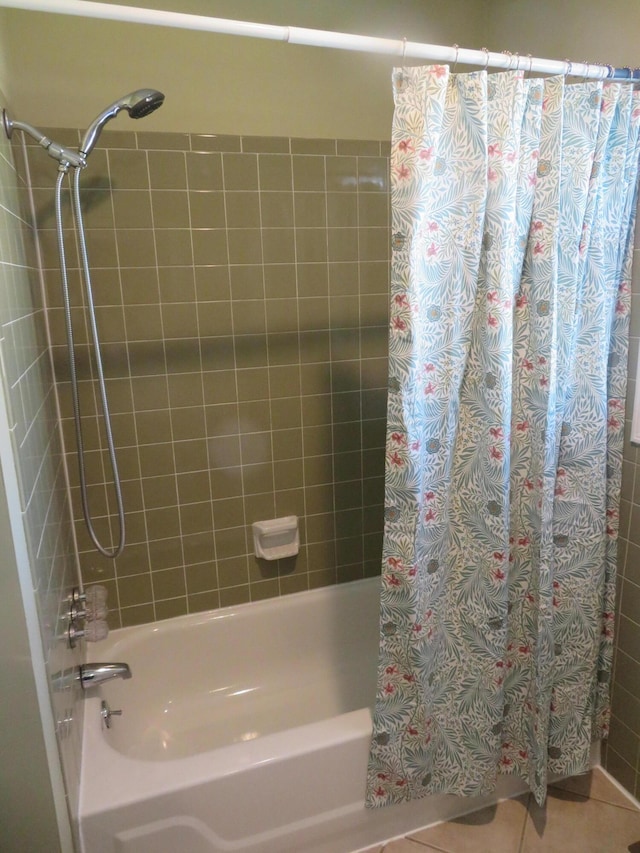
79,88 -> 164,156
51,667 -> 82,692
100,699 -> 123,729
65,585 -> 109,647
2,88 -> 164,166
68,618 -> 109,648
2,110 -> 85,167
3,90 -> 164,560
79,662 -> 132,689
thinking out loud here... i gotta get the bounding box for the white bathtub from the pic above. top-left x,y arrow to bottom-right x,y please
79,577 -> 534,853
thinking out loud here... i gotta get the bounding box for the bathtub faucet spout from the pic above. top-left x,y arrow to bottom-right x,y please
79,662 -> 132,689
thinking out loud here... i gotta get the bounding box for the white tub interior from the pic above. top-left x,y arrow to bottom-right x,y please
91,577 -> 379,762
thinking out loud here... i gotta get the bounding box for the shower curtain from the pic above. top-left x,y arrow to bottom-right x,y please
367,66 -> 640,808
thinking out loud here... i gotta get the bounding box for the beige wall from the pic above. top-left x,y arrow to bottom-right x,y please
1,0 -> 487,139
489,0 -> 640,68
0,10 -> 11,94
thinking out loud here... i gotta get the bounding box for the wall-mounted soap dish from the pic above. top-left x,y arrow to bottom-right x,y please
252,516 -> 299,561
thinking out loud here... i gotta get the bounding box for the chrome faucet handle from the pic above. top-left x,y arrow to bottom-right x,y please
68,619 -> 108,649
101,699 -> 122,729
69,587 -> 86,605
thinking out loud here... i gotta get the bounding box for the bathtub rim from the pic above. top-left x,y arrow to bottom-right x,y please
91,574 -> 382,652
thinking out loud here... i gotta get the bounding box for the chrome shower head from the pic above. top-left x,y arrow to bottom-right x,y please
79,89 -> 165,157
127,90 -> 165,119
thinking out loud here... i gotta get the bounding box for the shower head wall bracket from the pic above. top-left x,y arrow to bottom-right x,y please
2,108 -> 86,168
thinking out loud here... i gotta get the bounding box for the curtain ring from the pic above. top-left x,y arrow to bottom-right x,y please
481,47 -> 490,71
583,60 -> 591,82
524,53 -> 533,79
452,44 -> 459,73
564,59 -> 573,78
502,49 -> 512,71
606,64 -> 614,80
513,52 -> 520,72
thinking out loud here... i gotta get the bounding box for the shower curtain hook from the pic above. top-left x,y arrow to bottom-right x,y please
513,52 -> 520,72
402,37 -> 407,64
452,44 -> 459,73
481,47 -> 490,71
527,53 -> 533,78
583,60 -> 591,82
564,59 -> 573,78
501,49 -> 512,71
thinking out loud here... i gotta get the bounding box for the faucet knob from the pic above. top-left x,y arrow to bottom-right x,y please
68,619 -> 108,648
100,700 -> 122,729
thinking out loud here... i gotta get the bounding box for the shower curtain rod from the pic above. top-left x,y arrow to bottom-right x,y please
0,0 -> 638,81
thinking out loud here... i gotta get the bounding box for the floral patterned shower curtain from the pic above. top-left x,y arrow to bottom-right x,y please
367,66 -> 640,809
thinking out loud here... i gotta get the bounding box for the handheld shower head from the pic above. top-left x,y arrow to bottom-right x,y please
79,89 -> 165,157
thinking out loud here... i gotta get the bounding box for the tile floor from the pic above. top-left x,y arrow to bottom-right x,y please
358,768 -> 640,853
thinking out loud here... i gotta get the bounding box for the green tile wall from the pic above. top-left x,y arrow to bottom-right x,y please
0,121 -> 82,827
29,129 -> 390,628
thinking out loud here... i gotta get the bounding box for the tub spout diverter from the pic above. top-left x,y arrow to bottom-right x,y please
79,662 -> 132,689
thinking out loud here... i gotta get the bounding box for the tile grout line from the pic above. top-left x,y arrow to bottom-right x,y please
182,135 -> 212,615
221,149 -> 252,604
251,148 -> 277,600
104,143 -> 134,622
287,140 -> 310,595
144,142 -> 173,623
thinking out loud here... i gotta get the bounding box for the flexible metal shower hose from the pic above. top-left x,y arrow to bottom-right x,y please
55,166 -> 125,558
